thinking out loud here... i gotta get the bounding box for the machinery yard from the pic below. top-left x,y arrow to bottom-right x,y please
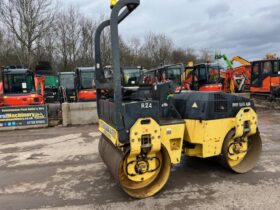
0,0 -> 280,209
0,110 -> 279,210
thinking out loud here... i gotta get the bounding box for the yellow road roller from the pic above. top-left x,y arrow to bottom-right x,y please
94,0 -> 262,199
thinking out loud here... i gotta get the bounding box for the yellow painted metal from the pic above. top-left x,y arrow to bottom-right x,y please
230,78 -> 235,93
99,117 -> 185,182
184,118 -> 234,158
231,56 -> 251,66
187,61 -> 194,67
184,107 -> 258,158
99,106 -> 257,163
127,118 -> 161,182
234,107 -> 257,138
98,107 -> 260,198
266,53 -> 277,60
98,119 -> 119,146
160,124 -> 185,164
110,0 -> 118,8
220,129 -> 262,173
120,151 -> 161,188
227,136 -> 248,167
119,147 -> 171,199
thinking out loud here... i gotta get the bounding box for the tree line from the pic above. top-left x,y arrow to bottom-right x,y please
0,0 -> 213,73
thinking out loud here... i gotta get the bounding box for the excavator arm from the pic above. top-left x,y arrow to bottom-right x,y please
215,54 -> 233,69
231,56 -> 251,66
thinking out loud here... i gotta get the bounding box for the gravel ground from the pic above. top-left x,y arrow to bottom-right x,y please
0,110 -> 279,210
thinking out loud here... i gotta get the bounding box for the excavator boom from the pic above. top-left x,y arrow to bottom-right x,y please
231,56 -> 251,66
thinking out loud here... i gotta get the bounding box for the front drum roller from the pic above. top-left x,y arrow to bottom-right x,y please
220,130 -> 262,173
98,135 -> 171,198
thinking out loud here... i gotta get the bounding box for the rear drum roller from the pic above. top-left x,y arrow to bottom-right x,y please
98,135 -> 171,198
220,130 -> 262,173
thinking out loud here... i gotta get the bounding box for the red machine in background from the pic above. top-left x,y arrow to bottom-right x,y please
180,62 -> 194,90
0,81 -> 3,106
230,56 -> 252,92
0,82 -> 3,94
143,64 -> 183,87
76,67 -> 96,102
250,56 -> 280,98
0,66 -> 45,107
144,63 -> 226,93
187,63 -> 225,92
214,54 -> 252,93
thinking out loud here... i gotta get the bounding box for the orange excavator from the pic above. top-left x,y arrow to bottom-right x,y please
230,56 -> 252,92
187,63 -> 226,92
0,66 -> 45,107
250,54 -> 280,99
76,67 -> 96,102
214,54 -> 251,93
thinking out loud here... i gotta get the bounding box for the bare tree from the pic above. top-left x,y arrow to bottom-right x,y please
0,1 -> 211,72
56,6 -> 82,71
199,48 -> 214,63
78,16 -> 96,66
100,27 -> 112,66
171,48 -> 188,64
0,0 -> 56,68
141,33 -> 173,68
127,37 -> 141,65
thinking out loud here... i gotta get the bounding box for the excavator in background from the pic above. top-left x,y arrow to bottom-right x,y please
96,0 -> 262,199
250,54 -> 280,99
35,62 -> 59,103
0,66 -> 45,106
143,64 -> 183,87
189,63 -> 225,92
180,61 -> 194,90
215,53 -> 280,99
231,56 -> 251,66
76,67 -> 96,102
144,62 -> 193,90
230,56 -> 252,92
123,66 -> 142,87
144,62 -> 228,93
58,72 -> 77,103
215,54 -> 251,93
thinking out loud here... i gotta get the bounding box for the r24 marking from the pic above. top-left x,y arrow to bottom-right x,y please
141,103 -> 152,109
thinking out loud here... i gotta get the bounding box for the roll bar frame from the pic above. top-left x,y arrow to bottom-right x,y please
94,0 -> 140,130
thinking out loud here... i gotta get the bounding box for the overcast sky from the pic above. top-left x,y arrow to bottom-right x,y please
64,0 -> 280,60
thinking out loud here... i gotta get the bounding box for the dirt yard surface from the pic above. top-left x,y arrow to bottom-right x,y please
0,110 -> 279,210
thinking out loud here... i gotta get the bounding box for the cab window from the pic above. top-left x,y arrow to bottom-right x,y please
198,66 -> 207,83
123,68 -> 140,86
80,71 -> 95,89
273,61 -> 279,75
262,61 -> 272,75
4,73 -> 34,94
165,67 -> 181,83
252,63 -> 260,76
208,66 -> 220,84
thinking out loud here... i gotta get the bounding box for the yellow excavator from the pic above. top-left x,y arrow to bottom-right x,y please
95,0 -> 262,198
